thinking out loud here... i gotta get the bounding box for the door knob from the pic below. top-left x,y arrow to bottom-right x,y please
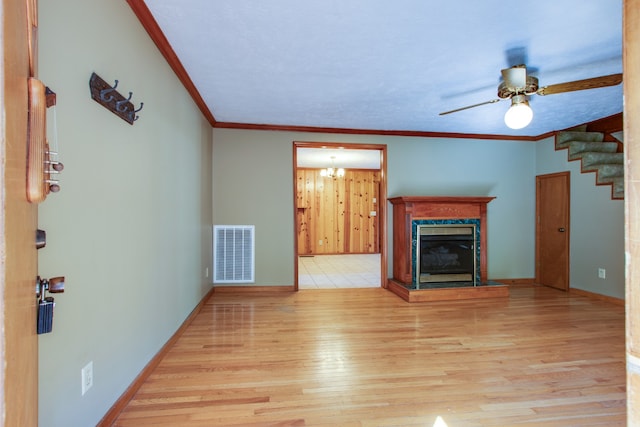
558,227 -> 566,232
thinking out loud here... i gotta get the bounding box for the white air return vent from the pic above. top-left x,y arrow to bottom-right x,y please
213,225 -> 255,283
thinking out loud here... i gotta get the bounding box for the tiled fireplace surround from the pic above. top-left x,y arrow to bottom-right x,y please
387,196 -> 509,302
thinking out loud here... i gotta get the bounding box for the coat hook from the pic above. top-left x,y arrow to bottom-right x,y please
128,102 -> 144,122
115,92 -> 133,112
99,80 -> 118,102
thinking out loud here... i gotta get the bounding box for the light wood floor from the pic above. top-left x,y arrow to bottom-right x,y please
112,285 -> 626,426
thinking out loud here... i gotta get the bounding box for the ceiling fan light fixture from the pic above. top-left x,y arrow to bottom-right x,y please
504,95 -> 533,129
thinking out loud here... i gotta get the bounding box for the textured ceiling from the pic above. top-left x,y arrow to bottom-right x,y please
139,0 -> 623,138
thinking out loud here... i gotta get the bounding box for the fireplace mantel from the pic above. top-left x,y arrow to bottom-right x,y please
388,196 -> 495,285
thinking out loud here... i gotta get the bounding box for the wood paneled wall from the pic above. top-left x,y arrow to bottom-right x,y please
296,169 -> 380,254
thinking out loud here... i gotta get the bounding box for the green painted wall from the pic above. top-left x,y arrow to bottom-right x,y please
536,136 -> 625,299
213,129 -> 624,300
213,129 -> 537,283
37,0 -> 212,425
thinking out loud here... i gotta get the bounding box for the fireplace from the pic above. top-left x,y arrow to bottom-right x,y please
388,197 -> 509,302
417,223 -> 477,284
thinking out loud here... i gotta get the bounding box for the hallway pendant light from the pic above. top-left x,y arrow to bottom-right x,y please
504,94 -> 533,129
320,156 -> 345,178
320,167 -> 345,178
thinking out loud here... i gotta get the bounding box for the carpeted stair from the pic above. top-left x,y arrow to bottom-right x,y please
556,129 -> 624,199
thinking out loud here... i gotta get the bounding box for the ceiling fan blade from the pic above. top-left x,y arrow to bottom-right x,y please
439,98 -> 502,115
501,66 -> 527,89
537,73 -> 622,96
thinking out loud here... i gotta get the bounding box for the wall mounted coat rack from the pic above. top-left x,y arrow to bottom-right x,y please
89,72 -> 143,125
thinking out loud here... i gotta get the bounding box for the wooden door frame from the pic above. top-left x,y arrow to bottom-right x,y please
626,0 -> 640,422
2,0 -> 40,425
535,171 -> 570,290
293,142 -> 388,291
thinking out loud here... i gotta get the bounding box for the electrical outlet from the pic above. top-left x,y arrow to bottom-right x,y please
205,267 -> 209,278
81,361 -> 93,395
318,240 -> 323,246
598,268 -> 606,279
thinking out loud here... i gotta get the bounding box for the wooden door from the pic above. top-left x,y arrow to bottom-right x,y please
536,172 -> 570,291
2,0 -> 39,425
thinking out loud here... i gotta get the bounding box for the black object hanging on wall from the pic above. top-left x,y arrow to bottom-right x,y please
36,276 -> 65,334
89,72 -> 143,125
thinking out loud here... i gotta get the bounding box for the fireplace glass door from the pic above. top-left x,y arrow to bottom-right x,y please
417,224 -> 477,285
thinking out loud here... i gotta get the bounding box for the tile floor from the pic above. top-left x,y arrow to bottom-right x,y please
298,253 -> 381,289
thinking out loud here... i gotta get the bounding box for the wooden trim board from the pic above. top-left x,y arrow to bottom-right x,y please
387,279 -> 509,303
570,287 -> 624,306
213,286 -> 294,293
492,278 -> 536,286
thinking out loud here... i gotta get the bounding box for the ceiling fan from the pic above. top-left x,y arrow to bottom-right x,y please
439,65 -> 623,129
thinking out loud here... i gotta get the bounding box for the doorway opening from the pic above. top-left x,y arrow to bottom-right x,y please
293,142 -> 387,290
